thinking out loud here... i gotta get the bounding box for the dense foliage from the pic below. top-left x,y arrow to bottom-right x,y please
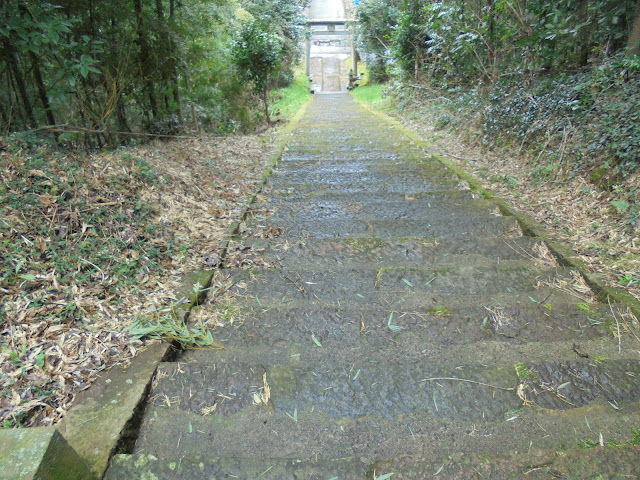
232,0 -> 307,124
0,0 -> 307,143
356,0 -> 640,83
354,0 -> 640,181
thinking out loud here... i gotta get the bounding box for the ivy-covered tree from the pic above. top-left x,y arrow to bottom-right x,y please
392,0 -> 429,81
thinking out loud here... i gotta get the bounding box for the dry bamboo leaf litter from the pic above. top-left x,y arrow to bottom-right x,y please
0,133 -> 275,427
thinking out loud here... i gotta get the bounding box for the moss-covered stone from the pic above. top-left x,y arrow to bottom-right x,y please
58,342 -> 171,478
0,427 -> 94,480
176,270 -> 215,307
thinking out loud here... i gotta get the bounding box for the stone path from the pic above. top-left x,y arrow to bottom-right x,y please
107,94 -> 640,479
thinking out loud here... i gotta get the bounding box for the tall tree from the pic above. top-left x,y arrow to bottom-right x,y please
133,0 -> 158,120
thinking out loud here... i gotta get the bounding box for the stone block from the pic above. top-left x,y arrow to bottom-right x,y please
0,427 -> 93,480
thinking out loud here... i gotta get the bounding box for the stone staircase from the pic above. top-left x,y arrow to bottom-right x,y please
106,94 -> 640,479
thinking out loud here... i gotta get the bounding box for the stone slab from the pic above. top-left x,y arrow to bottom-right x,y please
0,427 -> 94,480
133,396 -> 640,461
106,454 -> 368,480
58,342 -> 174,478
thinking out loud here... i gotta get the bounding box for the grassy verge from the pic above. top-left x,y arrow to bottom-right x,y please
270,69 -> 312,122
350,84 -> 387,108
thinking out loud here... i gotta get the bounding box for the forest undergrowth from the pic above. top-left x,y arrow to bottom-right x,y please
0,131 -> 275,428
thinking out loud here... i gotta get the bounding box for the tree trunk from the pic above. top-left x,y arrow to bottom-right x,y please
263,84 -> 271,126
18,1 -> 55,126
487,0 -> 499,84
155,0 -> 164,19
0,100 -> 8,129
89,0 -> 96,37
30,52 -> 55,126
116,91 -> 130,133
629,0 -> 640,54
156,0 -> 171,114
576,0 -> 590,66
6,68 -> 28,129
3,40 -> 37,128
169,0 -> 182,123
134,0 -> 158,120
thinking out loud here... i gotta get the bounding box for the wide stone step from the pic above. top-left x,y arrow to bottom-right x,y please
266,163 -> 459,194
148,350 -> 640,422
223,262 -> 578,304
197,300 -> 614,351
240,215 -> 521,240
224,236 -> 554,270
266,172 -> 461,196
282,139 -> 425,154
255,188 -> 484,206
106,454 -> 368,480
280,150 -> 412,162
276,154 -> 445,170
108,443 -> 640,480
249,191 -> 500,224
132,388 -> 640,462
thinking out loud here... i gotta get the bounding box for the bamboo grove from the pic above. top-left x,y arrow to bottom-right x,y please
0,0 -> 308,145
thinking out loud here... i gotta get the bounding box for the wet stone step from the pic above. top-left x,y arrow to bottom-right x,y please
147,358 -> 520,422
223,263 -> 573,304
277,154 -> 446,171
159,349 -> 640,421
106,454 -> 369,480
269,159 -> 457,181
220,274 -> 601,323
266,163 -> 459,185
265,172 -> 461,196
372,446 -> 640,479
281,150 -> 407,162
282,138 -> 425,152
224,236 -> 553,270
281,144 -> 427,157
248,192 -> 500,224
109,444 -> 640,480
201,301 -> 615,352
240,215 -> 521,240
259,189 -> 482,205
181,338 -> 634,387
253,201 -> 502,227
133,386 -> 640,462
